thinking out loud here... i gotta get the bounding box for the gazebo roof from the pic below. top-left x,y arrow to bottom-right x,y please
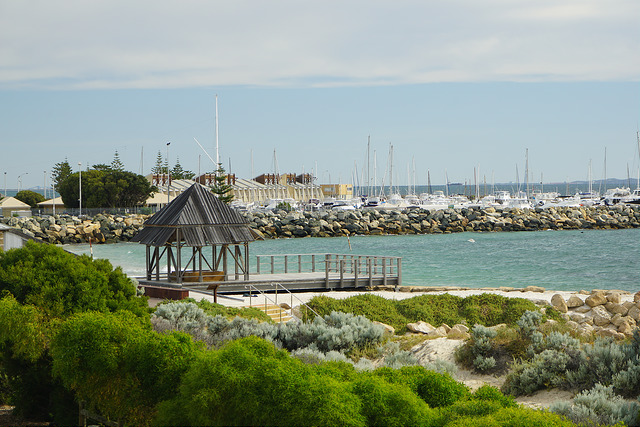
131,183 -> 256,247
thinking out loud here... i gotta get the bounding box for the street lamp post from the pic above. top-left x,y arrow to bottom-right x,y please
17,172 -> 28,193
78,162 -> 82,217
43,170 -> 47,200
3,172 -> 6,198
166,142 -> 171,205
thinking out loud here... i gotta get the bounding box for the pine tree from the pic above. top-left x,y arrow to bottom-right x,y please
170,157 -> 194,180
210,163 -> 234,204
51,159 -> 73,192
111,151 -> 125,171
151,151 -> 166,174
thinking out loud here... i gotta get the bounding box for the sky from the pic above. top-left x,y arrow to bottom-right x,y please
1,0 -> 639,192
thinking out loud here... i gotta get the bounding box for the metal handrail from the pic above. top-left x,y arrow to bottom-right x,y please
245,282 -> 321,320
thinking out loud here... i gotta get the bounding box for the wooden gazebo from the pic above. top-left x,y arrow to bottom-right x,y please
131,184 -> 256,292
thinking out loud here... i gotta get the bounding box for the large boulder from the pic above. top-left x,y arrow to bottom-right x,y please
592,306 -> 612,327
566,295 -> 584,308
551,294 -> 568,313
585,292 -> 608,307
406,321 -> 436,334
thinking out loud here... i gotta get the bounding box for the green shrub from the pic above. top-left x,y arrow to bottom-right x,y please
397,294 -> 463,326
0,241 -> 149,318
472,385 -> 517,408
373,366 -> 471,408
154,336 -> 367,427
52,311 -> 200,426
305,293 -> 542,335
352,374 -> 435,427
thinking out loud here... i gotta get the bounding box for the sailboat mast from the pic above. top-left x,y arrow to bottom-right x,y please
525,148 -> 529,197
603,147 -> 607,193
367,135 -> 371,197
637,130 -> 640,189
389,143 -> 394,195
215,94 -> 219,169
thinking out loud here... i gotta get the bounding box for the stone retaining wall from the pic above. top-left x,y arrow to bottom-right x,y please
1,205 -> 638,245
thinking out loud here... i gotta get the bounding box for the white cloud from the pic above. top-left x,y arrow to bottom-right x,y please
0,0 -> 638,89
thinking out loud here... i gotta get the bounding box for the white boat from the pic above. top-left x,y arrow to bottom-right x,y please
603,187 -> 631,205
622,188 -> 640,205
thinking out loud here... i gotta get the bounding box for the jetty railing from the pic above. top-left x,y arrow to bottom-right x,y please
254,253 -> 402,287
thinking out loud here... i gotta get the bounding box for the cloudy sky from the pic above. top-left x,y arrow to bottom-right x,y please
1,0 -> 639,191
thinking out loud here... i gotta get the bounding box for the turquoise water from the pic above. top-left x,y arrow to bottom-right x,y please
64,228 -> 639,293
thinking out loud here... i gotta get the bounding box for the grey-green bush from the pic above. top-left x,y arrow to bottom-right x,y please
471,325 -> 497,372
551,383 -> 640,427
152,302 -> 385,354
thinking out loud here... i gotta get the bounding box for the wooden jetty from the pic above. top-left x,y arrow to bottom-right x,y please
130,183 -> 401,301
137,252 -> 402,298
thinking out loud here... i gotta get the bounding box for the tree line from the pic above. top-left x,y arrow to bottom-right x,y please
44,150 -> 233,209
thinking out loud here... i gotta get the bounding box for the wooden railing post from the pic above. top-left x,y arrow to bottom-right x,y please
256,255 -> 261,274
354,258 -> 359,287
368,257 -> 373,287
312,254 -> 316,272
325,254 -> 330,288
339,259 -> 344,288
396,257 -> 402,290
271,256 -> 275,274
298,254 -> 302,273
382,258 -> 387,287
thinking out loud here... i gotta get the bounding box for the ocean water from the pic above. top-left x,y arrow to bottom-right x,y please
64,228 -> 639,293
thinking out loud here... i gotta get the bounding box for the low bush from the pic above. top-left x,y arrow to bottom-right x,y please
157,297 -> 271,322
305,293 -> 541,334
551,383 -> 640,427
154,336 -> 367,427
152,302 -> 386,354
373,366 -> 471,408
352,374 -> 435,427
471,325 -> 498,372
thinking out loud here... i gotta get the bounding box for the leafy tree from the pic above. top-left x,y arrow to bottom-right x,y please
52,311 -> 199,426
151,151 -> 167,174
51,159 -> 72,192
0,241 -> 149,318
210,163 -> 234,204
0,242 -> 149,423
15,190 -> 45,207
58,168 -> 155,208
111,150 -> 125,171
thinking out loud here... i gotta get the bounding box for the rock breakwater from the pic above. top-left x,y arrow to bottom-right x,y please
1,213 -> 149,244
1,205 -> 638,244
245,205 -> 640,239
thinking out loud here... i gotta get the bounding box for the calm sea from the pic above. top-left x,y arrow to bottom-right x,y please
63,228 -> 639,293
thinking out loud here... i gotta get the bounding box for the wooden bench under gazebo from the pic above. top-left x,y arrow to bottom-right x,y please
131,183 -> 257,302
